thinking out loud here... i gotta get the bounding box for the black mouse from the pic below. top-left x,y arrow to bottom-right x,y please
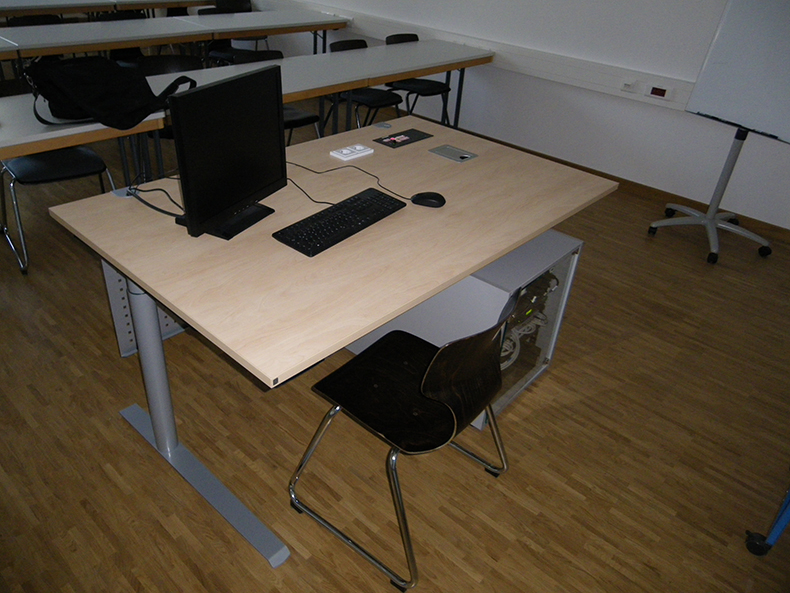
411,192 -> 446,208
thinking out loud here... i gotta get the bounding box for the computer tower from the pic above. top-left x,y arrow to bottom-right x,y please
347,229 -> 583,428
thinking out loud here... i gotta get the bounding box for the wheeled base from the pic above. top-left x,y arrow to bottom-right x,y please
647,126 -> 772,264
648,204 -> 771,264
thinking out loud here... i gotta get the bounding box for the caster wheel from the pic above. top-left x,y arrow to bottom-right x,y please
664,207 -> 676,218
745,531 -> 772,556
648,226 -> 657,236
707,252 -> 718,264
759,245 -> 772,258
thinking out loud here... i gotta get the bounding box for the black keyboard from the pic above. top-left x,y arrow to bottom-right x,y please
273,188 -> 406,256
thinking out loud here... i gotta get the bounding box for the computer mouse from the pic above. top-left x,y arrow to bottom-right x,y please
411,192 -> 446,208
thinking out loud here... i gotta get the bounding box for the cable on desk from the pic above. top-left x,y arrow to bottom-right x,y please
286,161 -> 410,203
123,172 -> 184,217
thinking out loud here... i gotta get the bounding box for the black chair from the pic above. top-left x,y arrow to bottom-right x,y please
198,0 -> 268,51
94,10 -> 147,62
385,34 -> 451,126
326,39 -> 403,128
209,49 -> 321,144
1,147 -> 115,274
6,14 -> 64,79
289,303 -> 514,590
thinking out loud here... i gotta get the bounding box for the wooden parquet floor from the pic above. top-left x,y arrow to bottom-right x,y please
1,117 -> 789,593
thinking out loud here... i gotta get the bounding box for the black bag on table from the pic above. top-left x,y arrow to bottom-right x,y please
24,56 -> 196,130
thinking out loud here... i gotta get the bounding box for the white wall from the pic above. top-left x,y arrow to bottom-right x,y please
259,0 -> 790,231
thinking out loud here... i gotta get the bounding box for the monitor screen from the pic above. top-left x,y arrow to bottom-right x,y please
168,65 -> 287,239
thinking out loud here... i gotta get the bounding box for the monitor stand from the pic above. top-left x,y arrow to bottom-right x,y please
177,202 -> 274,240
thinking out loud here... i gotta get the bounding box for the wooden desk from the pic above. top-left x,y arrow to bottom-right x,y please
50,116 -> 617,567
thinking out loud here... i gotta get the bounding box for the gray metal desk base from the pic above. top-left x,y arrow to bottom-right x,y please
121,279 -> 289,568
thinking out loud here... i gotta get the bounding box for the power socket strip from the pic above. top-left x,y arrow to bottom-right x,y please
330,144 -> 374,161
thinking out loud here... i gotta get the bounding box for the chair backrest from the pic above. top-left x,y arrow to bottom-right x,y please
421,299 -> 515,434
131,54 -> 204,76
197,0 -> 251,14
94,9 -> 146,21
329,39 -> 368,53
385,33 -> 419,45
7,14 -> 62,26
227,49 -> 283,64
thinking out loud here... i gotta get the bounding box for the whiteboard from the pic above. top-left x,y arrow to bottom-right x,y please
686,0 -> 790,143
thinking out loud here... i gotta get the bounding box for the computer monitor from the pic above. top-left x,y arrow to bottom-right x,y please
169,65 -> 287,239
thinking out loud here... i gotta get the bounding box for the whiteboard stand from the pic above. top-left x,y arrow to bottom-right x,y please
648,127 -> 772,264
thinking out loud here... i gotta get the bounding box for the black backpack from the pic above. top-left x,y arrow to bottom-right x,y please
24,56 -> 196,130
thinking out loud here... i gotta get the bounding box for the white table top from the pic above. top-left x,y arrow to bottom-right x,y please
0,15 -> 210,55
147,40 -> 494,99
0,40 -> 493,159
0,0 -> 114,16
174,10 -> 349,37
0,9 -> 348,56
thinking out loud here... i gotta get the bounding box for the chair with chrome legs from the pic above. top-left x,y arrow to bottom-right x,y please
384,34 -> 452,126
1,147 -> 115,274
289,300 -> 514,590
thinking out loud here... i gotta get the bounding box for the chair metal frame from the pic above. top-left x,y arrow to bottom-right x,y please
289,314 -> 513,590
1,155 -> 115,274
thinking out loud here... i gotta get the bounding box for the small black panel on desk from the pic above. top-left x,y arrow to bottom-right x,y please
373,128 -> 433,148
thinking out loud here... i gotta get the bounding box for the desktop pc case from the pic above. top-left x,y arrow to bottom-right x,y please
347,229 -> 583,428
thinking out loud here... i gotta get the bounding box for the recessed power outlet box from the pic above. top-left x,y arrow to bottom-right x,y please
330,144 -> 374,161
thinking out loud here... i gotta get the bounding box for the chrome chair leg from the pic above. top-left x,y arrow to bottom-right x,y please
448,404 -> 509,476
290,405 -> 419,590
1,172 -> 29,274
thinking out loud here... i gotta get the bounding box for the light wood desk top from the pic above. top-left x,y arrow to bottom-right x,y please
50,116 -> 617,387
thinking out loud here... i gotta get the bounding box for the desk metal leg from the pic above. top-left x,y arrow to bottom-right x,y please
453,68 -> 466,129
120,280 -> 290,568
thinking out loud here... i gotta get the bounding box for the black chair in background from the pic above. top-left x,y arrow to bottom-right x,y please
325,39 -> 403,129
1,147 -> 115,274
289,303 -> 514,590
209,49 -> 321,144
94,10 -> 147,62
198,0 -> 269,51
6,14 -> 64,80
385,34 -> 451,126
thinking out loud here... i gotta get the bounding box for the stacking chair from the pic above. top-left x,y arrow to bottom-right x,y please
289,302 -> 514,590
208,49 -> 321,144
325,39 -> 403,128
1,147 -> 115,274
385,34 -> 451,126
198,0 -> 269,51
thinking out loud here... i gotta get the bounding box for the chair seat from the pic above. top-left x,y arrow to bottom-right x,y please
388,78 -> 451,97
3,147 -> 107,185
339,87 -> 403,109
283,106 -> 320,130
313,331 -> 458,454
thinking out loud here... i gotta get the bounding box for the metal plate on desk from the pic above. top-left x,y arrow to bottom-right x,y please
429,144 -> 477,162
